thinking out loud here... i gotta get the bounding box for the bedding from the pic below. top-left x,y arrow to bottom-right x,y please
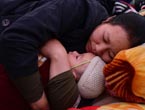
104,43 -> 145,103
68,102 -> 145,110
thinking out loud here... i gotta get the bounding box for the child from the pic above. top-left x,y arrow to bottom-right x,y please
40,39 -> 96,80
39,39 -> 106,110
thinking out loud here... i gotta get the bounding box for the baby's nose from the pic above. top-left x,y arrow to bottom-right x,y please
72,51 -> 79,55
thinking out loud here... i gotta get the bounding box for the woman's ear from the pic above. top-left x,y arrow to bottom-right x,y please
102,15 -> 116,23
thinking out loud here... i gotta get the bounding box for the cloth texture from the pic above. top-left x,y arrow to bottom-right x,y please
112,0 -> 137,15
104,43 -> 145,103
0,0 -> 109,77
11,71 -> 43,103
78,56 -> 106,99
68,102 -> 145,110
0,62 -> 78,110
46,70 -> 79,110
0,64 -> 31,110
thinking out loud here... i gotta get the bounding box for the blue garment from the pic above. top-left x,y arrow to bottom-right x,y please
0,0 -> 114,103
0,0 -> 111,77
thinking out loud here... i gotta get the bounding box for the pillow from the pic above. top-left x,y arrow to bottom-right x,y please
104,43 -> 145,103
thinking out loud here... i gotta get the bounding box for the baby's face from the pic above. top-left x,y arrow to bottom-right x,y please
68,51 -> 95,80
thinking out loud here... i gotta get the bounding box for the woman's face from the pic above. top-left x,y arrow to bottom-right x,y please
86,23 -> 130,63
68,51 -> 95,80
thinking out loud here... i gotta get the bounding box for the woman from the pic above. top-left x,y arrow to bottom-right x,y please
0,0 -> 115,109
86,12 -> 145,63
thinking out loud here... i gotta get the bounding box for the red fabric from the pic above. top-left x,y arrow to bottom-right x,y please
0,64 -> 31,110
0,60 -> 50,110
39,60 -> 50,86
68,106 -> 100,110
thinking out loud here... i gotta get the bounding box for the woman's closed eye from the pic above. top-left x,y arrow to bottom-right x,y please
103,32 -> 109,43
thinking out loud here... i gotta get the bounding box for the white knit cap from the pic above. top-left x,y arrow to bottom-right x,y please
77,56 -> 106,99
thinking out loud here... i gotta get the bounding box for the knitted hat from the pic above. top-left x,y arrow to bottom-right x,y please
104,43 -> 145,103
78,56 -> 106,99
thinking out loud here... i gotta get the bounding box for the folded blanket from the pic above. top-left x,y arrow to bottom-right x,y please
104,43 -> 145,103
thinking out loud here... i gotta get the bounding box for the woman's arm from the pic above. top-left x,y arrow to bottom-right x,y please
41,39 -> 71,79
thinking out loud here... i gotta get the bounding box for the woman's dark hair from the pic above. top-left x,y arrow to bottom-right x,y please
107,12 -> 145,47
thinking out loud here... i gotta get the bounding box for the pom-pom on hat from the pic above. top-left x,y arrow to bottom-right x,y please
104,43 -> 145,103
78,56 -> 106,99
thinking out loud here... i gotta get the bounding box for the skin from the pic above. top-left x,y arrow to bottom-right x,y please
40,39 -> 95,80
68,51 -> 95,80
86,23 -> 131,63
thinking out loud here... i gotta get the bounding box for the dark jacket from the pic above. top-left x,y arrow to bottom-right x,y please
0,0 -> 114,104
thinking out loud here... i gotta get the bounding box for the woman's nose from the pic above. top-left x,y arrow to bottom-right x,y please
96,44 -> 108,56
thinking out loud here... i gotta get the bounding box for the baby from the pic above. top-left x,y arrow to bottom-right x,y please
39,39 -> 106,110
